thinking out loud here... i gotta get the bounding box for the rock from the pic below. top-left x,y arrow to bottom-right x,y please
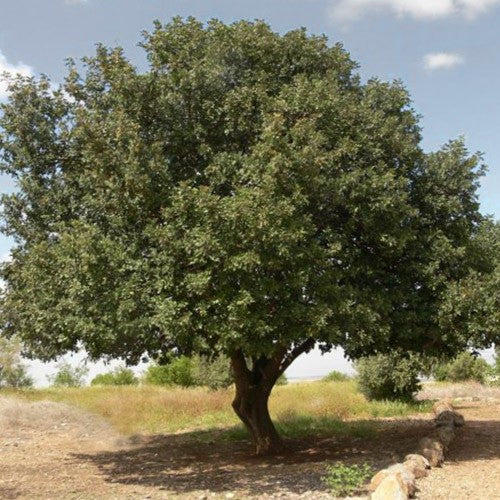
419,437 -> 444,467
404,454 -> 430,470
370,465 -> 415,496
435,410 -> 456,427
402,459 -> 428,479
371,474 -> 408,500
420,446 -> 444,467
432,399 -> 453,414
452,412 -> 465,427
434,425 -> 455,448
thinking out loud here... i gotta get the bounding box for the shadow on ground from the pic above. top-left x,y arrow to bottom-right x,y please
71,416 -> 453,497
0,487 -> 19,500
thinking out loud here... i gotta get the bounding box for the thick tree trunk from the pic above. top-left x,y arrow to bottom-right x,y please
232,385 -> 285,455
230,340 -> 315,455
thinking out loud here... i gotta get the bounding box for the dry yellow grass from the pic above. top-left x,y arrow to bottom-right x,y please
3,380 -> 429,437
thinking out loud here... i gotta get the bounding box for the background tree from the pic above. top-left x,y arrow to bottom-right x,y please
0,18 -> 497,453
0,336 -> 33,388
49,361 -> 88,388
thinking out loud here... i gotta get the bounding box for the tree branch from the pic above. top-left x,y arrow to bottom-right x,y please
279,338 -> 316,374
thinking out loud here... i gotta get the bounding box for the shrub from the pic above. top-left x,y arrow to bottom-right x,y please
323,370 -> 350,382
143,356 -> 195,387
50,361 -> 88,387
356,353 -> 421,401
192,355 -> 233,390
432,362 -> 450,382
433,352 -> 490,383
91,366 -> 138,386
0,336 -> 33,388
322,462 -> 372,497
276,373 -> 288,386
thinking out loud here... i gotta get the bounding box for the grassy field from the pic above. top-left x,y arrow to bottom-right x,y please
3,380 -> 431,440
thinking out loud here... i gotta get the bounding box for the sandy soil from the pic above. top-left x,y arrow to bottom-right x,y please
0,395 -> 498,499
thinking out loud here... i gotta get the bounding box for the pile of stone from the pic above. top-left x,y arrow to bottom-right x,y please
369,399 -> 464,499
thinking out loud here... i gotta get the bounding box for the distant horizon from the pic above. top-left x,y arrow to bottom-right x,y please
23,346 -> 495,388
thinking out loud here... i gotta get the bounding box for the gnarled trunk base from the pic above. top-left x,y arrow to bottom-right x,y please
230,342 -> 315,455
232,388 -> 285,455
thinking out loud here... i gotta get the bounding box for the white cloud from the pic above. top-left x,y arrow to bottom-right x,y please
423,52 -> 465,70
329,0 -> 500,22
0,50 -> 33,100
64,0 -> 88,5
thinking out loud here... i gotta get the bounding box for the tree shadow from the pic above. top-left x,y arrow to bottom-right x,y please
0,487 -> 20,500
71,416 -> 449,497
444,417 -> 500,463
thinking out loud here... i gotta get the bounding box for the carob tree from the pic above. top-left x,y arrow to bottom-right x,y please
0,18 -> 496,454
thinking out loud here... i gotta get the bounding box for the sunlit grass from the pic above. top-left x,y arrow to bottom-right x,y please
3,380 -> 431,439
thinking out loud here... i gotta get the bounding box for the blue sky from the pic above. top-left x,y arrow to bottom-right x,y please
0,0 -> 498,382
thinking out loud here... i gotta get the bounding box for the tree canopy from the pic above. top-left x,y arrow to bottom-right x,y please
0,18 -> 497,453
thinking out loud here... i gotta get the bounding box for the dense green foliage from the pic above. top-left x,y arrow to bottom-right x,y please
322,462 -> 372,497
323,370 -> 350,382
91,365 -> 138,386
433,351 -> 491,383
0,18 -> 494,365
437,221 -> 499,351
0,336 -> 32,388
50,361 -> 88,387
356,353 -> 422,401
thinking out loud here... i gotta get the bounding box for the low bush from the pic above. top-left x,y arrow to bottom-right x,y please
356,353 -> 421,401
91,366 -> 138,386
143,356 -> 195,387
433,352 -> 490,383
322,462 -> 372,497
323,370 -> 350,382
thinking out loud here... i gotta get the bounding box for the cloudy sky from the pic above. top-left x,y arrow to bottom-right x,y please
0,0 -> 498,384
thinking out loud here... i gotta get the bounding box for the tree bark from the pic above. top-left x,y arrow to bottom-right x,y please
232,384 -> 285,455
230,339 -> 315,455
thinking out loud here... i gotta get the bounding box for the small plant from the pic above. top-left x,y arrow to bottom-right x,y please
323,370 -> 350,382
322,462 -> 372,497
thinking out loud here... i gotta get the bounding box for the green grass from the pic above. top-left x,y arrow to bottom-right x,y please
1,380 -> 431,440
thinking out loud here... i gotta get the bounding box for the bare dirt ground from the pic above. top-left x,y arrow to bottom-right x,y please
416,401 -> 500,500
0,394 -> 498,499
